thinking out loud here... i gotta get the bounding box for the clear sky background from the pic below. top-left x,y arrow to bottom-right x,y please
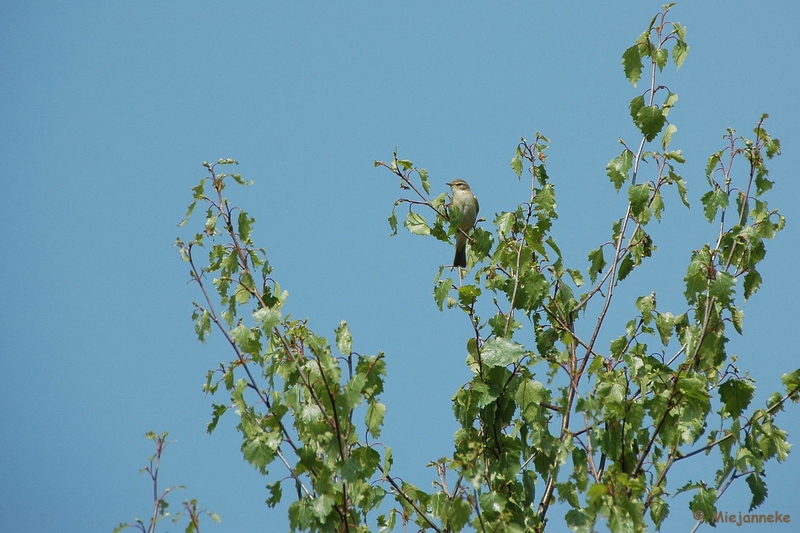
2,2 -> 799,532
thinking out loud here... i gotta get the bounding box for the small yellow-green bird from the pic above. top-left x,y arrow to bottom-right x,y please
446,179 -> 479,268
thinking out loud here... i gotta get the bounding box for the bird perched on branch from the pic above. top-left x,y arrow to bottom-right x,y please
446,179 -> 479,268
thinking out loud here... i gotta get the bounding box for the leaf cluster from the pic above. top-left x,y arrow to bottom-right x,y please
372,5 -> 797,533
174,5 -> 799,533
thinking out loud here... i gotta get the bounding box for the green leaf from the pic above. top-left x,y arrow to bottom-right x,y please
719,378 -> 755,419
617,253 -> 634,282
388,205 -> 398,236
418,168 -> 430,194
607,150 -> 634,190
237,210 -> 254,242
479,491 -> 507,515
494,211 -> 516,236
636,105 -> 667,142
743,269 -> 762,301
662,92 -> 679,116
253,306 -> 281,331
516,379 -> 546,426
567,268 -> 585,287
628,95 -> 645,125
689,487 -> 717,525
705,150 -> 723,180
661,123 -> 677,149
335,321 -> 352,355
344,373 -> 366,408
709,271 -> 735,306
655,312 -> 675,345
241,431 -> 279,474
310,494 -> 335,521
234,283 -> 251,305
781,369 -> 800,401
650,497 -> 669,529
207,403 -> 227,434
231,324 -> 261,354
622,45 -> 643,86
653,47 -> 668,71
404,211 -> 430,236
651,190 -> 664,221
266,481 -> 282,508
565,509 -> 594,533
684,248 -> 711,303
746,473 -> 767,511
700,188 -> 729,222
673,172 -> 690,207
366,401 -> 386,437
447,498 -> 472,531
588,247 -> 606,283
288,500 -> 312,531
511,152 -> 523,178
481,337 -> 525,367
434,278 -> 453,311
673,39 -> 689,70
628,183 -> 651,220
194,309 -> 211,342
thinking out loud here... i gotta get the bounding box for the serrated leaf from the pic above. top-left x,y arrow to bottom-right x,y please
335,321 -> 352,355
565,509 -> 593,533
388,206 -> 398,236
266,481 -> 283,508
684,248 -> 711,303
607,150 -> 634,190
588,247 -> 606,283
719,378 -> 755,419
366,401 -> 386,437
673,40 -> 689,69
434,278 -> 453,311
511,153 -> 523,178
674,173 -> 690,208
481,337 -> 525,367
636,105 -> 667,142
628,183 -> 651,220
253,307 -> 281,331
662,123 -> 677,149
311,494 -> 335,521
743,269 -> 762,300
651,190 -> 664,221
567,268 -> 584,287
207,403 -> 227,434
617,253 -> 634,282
655,312 -> 675,345
705,150 -> 723,180
629,95 -> 645,123
700,188 -> 729,222
447,498 -> 472,531
665,150 -> 685,163
404,211 -> 430,236
663,92 -> 679,116
709,271 -> 735,306
654,47 -> 668,71
622,45 -> 643,86
689,488 -> 717,524
746,473 -> 767,511
419,168 -> 430,194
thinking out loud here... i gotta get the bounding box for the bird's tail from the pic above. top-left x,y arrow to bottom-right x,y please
453,245 -> 467,268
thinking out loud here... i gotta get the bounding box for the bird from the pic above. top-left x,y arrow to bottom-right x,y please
446,179 -> 479,268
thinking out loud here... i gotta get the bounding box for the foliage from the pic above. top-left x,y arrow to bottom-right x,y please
174,4 -> 799,532
115,432 -> 220,533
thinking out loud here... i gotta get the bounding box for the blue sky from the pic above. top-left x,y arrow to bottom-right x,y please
2,2 -> 799,532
